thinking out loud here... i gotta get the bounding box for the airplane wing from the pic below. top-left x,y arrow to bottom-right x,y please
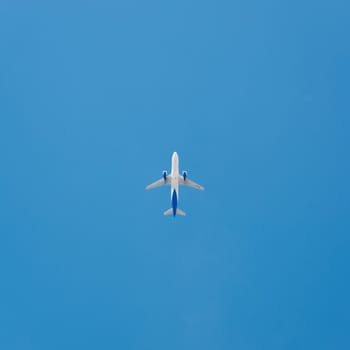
179,176 -> 204,190
145,176 -> 172,190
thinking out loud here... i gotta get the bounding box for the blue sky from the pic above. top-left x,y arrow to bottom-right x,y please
0,1 -> 349,349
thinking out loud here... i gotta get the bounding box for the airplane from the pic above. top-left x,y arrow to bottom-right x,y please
145,152 -> 204,216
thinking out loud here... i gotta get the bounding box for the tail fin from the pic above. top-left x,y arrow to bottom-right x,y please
163,208 -> 186,216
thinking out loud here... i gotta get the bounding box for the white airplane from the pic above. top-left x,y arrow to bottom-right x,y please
146,152 -> 204,216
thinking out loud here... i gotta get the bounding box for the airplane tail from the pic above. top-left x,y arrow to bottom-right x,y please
163,208 -> 186,216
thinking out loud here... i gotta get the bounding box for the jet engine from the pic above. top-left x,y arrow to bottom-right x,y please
182,171 -> 187,181
162,170 -> 167,181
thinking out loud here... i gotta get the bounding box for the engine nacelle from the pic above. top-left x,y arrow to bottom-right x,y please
162,170 -> 167,181
182,171 -> 187,181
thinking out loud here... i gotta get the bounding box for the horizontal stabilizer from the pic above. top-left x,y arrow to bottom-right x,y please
163,208 -> 186,216
176,208 -> 186,216
164,208 -> 173,216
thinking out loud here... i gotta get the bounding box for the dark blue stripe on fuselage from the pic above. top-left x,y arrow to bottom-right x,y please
172,190 -> 177,216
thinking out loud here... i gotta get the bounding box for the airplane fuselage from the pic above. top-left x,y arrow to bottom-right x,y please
170,152 -> 180,216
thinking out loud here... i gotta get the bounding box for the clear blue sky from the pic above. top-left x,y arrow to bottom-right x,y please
0,1 -> 349,349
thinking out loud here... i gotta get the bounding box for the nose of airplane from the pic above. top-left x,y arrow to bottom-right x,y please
172,151 -> 178,160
